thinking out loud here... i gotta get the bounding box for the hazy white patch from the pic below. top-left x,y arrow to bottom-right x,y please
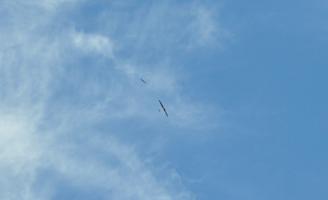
72,31 -> 115,59
39,0 -> 80,10
46,137 -> 195,200
143,67 -> 180,94
188,4 -> 231,48
0,0 -> 81,15
98,1 -> 231,53
191,6 -> 218,45
167,98 -> 221,130
0,109 -> 51,200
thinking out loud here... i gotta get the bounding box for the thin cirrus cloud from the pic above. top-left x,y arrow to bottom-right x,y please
97,1 -> 228,57
0,0 -> 227,199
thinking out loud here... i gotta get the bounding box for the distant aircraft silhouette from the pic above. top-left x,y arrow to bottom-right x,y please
158,100 -> 168,117
140,78 -> 147,84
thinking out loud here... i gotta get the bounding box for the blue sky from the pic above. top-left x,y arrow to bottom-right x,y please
0,0 -> 327,199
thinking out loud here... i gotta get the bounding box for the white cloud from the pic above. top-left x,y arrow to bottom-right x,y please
46,137 -> 195,200
72,31 -> 115,59
0,0 -> 226,199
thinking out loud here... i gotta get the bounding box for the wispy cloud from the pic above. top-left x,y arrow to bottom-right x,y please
0,0 -> 227,199
95,1 -> 230,55
72,31 -> 115,59
189,5 -> 228,47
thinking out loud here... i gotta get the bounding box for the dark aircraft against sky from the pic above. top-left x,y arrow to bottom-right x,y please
140,78 -> 147,84
158,100 -> 168,117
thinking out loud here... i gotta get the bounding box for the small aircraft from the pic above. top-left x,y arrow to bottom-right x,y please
158,100 -> 168,117
140,78 -> 147,84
